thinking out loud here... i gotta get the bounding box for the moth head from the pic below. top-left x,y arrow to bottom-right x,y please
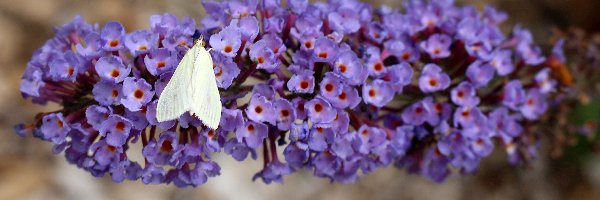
195,35 -> 206,47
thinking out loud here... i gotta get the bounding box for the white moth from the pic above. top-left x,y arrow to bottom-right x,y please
156,37 -> 221,129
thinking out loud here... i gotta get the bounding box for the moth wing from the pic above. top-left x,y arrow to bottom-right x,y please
190,47 -> 222,129
156,45 -> 197,122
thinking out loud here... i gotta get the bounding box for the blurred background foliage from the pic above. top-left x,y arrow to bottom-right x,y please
1,0 -> 600,200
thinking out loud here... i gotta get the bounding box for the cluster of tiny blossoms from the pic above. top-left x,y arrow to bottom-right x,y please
16,0 -> 566,186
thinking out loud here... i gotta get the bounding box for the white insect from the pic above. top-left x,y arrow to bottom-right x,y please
156,37 -> 221,129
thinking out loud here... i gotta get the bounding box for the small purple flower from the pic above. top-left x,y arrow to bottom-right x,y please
236,121 -> 268,149
502,80 -> 526,110
382,62 -> 413,93
261,33 -> 286,57
227,0 -> 257,18
141,164 -> 166,185
420,34 -> 452,59
483,5 -> 508,25
521,89 -> 547,120
190,161 -> 221,186
219,108 -> 244,132
143,131 -> 179,165
253,160 -> 293,184
124,109 -> 149,130
236,16 -> 259,42
356,125 -> 387,154
124,30 -> 159,56
390,126 -> 414,156
144,48 -> 176,76
91,140 -> 123,166
385,39 -> 420,62
203,129 -> 225,153
364,47 -> 387,77
365,22 -> 388,43
362,80 -> 394,108
101,21 -> 125,51
535,68 -> 556,94
401,100 -> 429,126
292,97 -> 308,121
121,77 -> 154,112
95,56 -> 130,83
488,107 -> 523,142
453,106 -> 485,129
211,51 -> 240,89
329,85 -> 361,109
423,97 -> 452,126
76,33 -> 103,58
246,94 -> 276,125
328,7 -> 360,34
489,49 -> 514,76
274,99 -> 297,131
466,61 -> 495,88
92,81 -> 122,106
224,138 -> 256,161
333,50 -> 366,85
49,52 -> 80,81
421,148 -> 450,182
313,37 -> 337,63
85,105 -> 112,130
249,40 -> 277,71
40,113 -> 70,144
284,142 -> 309,167
149,13 -> 178,36
308,127 -> 335,152
517,43 -> 545,65
287,70 -> 315,94
418,64 -> 450,93
209,26 -> 242,57
99,114 -> 133,146
471,137 -> 494,157
305,97 -> 337,125
331,110 -> 350,134
451,82 -> 480,107
319,73 -> 344,101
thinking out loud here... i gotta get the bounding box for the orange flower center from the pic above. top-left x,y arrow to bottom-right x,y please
374,62 -> 383,72
224,45 -> 233,53
160,140 -> 173,153
368,89 -> 377,97
325,83 -> 334,92
300,80 -> 309,89
115,121 -> 125,131
314,103 -> 323,113
429,79 -> 438,87
281,109 -> 290,117
338,64 -> 347,73
304,41 -> 313,49
134,89 -> 144,99
67,66 -> 75,76
254,106 -> 263,114
157,61 -> 166,68
257,56 -> 265,64
109,40 -> 119,47
318,52 -> 328,59
110,69 -> 120,78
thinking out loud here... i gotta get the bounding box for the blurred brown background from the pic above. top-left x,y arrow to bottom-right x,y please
1,0 -> 600,200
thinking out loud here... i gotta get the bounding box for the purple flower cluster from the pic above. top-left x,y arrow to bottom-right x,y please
16,0 -> 566,186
